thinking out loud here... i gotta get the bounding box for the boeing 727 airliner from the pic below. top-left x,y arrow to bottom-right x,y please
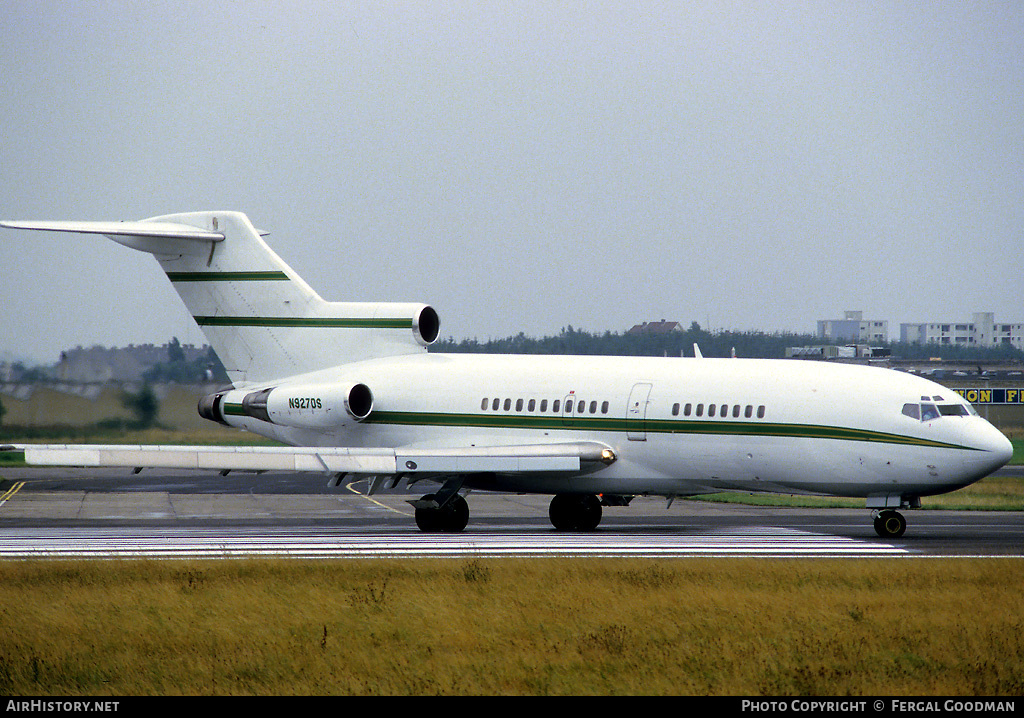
1,212 -> 1013,537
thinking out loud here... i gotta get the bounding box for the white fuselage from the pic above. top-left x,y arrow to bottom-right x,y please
220,353 -> 1013,502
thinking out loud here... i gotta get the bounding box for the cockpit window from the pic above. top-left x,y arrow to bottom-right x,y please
905,400 -> 974,421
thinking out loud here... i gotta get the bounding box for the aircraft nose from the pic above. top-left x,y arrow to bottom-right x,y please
987,426 -> 1014,465
963,424 -> 1014,478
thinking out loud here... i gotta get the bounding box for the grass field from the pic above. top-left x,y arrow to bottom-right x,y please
0,559 -> 1022,696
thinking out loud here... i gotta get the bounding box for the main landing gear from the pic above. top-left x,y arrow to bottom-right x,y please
872,509 -> 907,539
548,493 -> 602,531
413,493 -> 470,533
411,491 -> 609,533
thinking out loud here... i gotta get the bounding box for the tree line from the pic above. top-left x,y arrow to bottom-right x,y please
431,323 -> 1024,362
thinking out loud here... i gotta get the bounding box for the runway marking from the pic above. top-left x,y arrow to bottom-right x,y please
345,483 -> 413,516
0,526 -> 909,559
0,481 -> 25,508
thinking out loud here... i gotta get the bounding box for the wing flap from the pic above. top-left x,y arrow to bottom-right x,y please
14,441 -> 614,475
20,445 -> 397,474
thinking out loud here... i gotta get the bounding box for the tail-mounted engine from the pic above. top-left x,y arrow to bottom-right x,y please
198,381 -> 373,429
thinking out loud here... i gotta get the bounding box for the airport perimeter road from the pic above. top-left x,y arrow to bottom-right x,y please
0,467 -> 1021,558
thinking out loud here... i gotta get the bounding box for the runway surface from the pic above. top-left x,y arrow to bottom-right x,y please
0,467 -> 1021,559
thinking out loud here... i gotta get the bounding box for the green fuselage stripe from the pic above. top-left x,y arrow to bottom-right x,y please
361,410 -> 975,451
166,271 -> 290,282
221,404 -> 973,451
195,316 -> 413,329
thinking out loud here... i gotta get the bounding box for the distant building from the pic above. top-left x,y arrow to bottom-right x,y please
900,312 -> 1024,349
817,311 -> 888,344
55,342 -> 210,383
787,344 -> 889,360
627,320 -> 683,336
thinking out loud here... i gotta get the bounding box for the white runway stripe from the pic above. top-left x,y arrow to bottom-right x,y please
0,527 -> 908,558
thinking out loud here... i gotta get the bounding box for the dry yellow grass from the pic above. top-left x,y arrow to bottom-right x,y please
0,558 -> 1021,696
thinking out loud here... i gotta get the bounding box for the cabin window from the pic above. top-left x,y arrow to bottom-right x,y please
515,399 -> 524,411
696,404 -> 704,417
708,404 -> 716,417
589,401 -> 597,414
578,400 -> 585,413
684,403 -> 692,416
540,399 -> 548,412
672,403 -> 680,416
528,399 -> 536,412
744,405 -> 753,418
553,399 -> 560,412
503,398 -> 511,411
721,405 -> 729,418
481,398 -> 488,410
757,405 -> 766,419
601,401 -> 609,414
732,404 -> 741,418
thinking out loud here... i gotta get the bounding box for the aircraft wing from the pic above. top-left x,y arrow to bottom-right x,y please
7,442 -> 615,477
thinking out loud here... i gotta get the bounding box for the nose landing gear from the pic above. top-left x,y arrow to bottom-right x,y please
873,509 -> 907,539
868,495 -> 918,539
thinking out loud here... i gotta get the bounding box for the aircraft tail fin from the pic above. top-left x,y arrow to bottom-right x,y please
1,212 -> 439,385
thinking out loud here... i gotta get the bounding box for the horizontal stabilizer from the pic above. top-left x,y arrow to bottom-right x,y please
13,441 -> 615,475
0,220 -> 224,242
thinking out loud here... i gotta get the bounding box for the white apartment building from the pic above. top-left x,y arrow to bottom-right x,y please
900,312 -> 1024,349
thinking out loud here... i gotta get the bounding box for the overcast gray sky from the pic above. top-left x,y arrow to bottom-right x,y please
2,1 -> 1022,364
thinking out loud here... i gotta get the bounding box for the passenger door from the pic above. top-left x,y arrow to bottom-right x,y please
626,382 -> 652,441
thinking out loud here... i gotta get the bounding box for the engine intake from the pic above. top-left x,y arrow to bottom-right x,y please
414,305 -> 440,346
344,383 -> 373,420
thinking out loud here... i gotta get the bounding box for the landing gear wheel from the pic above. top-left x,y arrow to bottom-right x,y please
548,493 -> 602,531
873,510 -> 907,539
415,493 -> 470,533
